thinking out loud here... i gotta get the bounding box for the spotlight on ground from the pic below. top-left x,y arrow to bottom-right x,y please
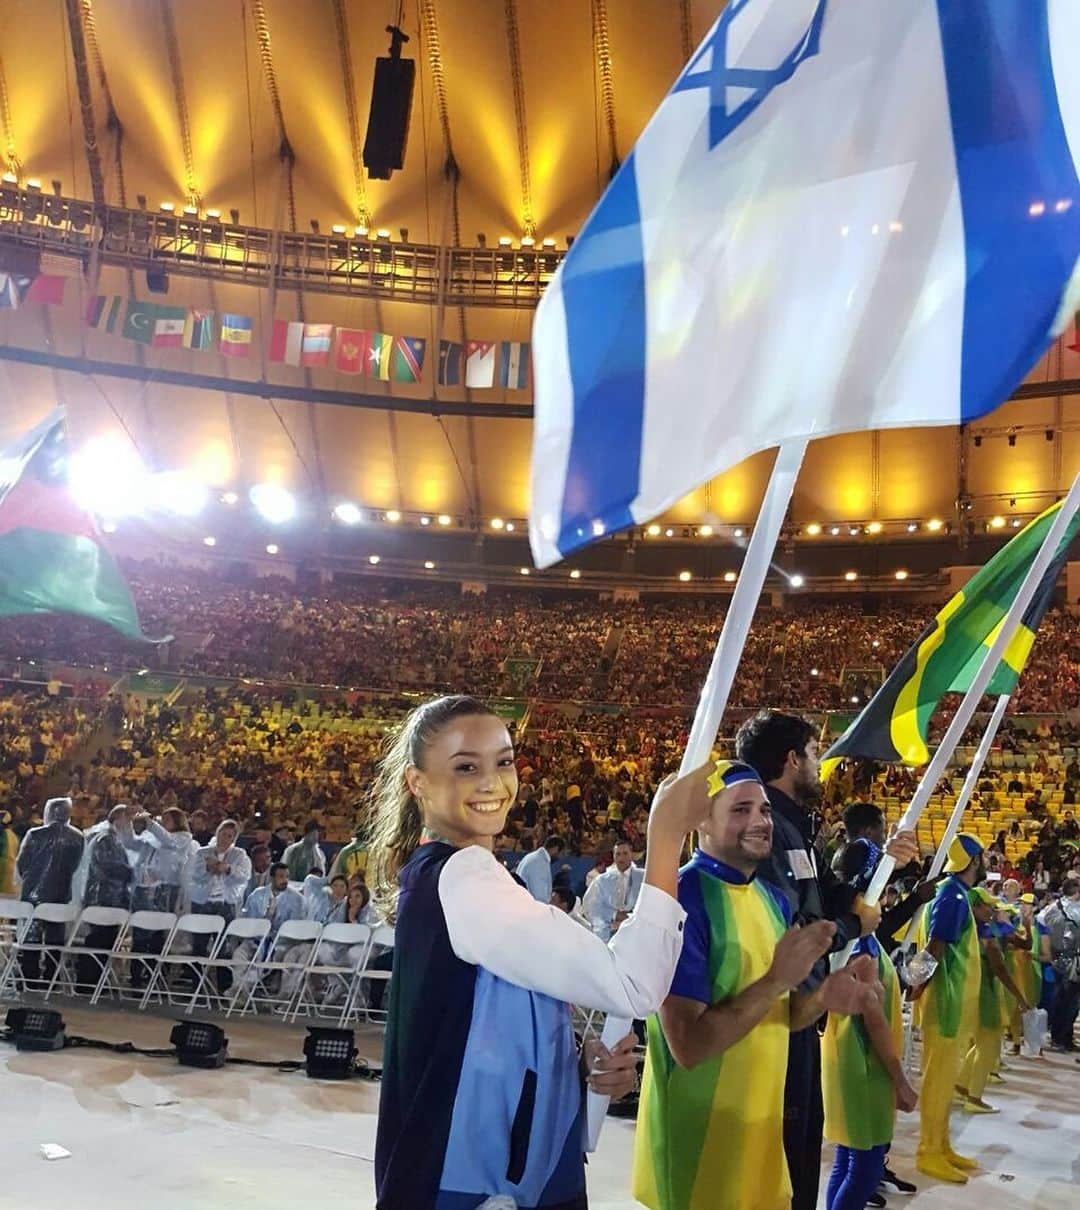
250,483 -> 297,525
170,1020 -> 228,1069
303,1027 -> 357,1080
6,1007 -> 65,1052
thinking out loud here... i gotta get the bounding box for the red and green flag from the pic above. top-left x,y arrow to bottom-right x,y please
85,295 -> 124,333
0,410 -> 163,642
183,309 -> 214,350
151,306 -> 188,349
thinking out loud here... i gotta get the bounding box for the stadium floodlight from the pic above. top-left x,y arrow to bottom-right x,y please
333,501 -> 363,525
250,483 -> 298,524
788,574 -> 805,588
69,436 -> 148,517
151,470 -> 209,517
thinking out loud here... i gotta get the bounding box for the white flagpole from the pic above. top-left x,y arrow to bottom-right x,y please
899,692 -> 1011,945
833,471 -> 1080,968
587,437 -> 808,1150
679,438 -> 810,773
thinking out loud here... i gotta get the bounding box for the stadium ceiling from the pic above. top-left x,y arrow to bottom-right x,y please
0,0 -> 1077,542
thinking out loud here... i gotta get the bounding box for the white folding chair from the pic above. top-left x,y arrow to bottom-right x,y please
5,902 -> 79,996
0,899 -> 34,999
228,919 -> 322,1018
286,922 -> 371,1025
198,918 -> 273,1015
351,924 -> 395,1024
140,913 -> 226,1012
99,911 -> 177,1005
45,907 -> 130,1001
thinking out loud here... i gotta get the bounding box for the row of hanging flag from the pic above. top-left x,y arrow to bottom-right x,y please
0,273 -> 531,388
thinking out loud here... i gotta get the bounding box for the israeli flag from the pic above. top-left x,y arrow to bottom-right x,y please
530,0 -> 1080,568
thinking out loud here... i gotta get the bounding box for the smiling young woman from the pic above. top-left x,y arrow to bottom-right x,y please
368,694 -> 711,1210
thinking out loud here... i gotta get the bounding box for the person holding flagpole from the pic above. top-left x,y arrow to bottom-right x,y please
735,711 -> 917,1210
368,694 -> 713,1210
632,760 -> 880,1210
910,833 -> 985,1183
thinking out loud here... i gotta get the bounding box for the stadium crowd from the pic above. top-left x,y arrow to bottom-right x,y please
0,562 -> 1076,716
3,565 -> 1080,1209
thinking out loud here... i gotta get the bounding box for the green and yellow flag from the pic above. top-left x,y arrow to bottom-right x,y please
822,500 -> 1079,772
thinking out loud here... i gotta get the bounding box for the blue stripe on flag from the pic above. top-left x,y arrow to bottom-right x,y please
556,151 -> 647,558
936,0 -> 1080,422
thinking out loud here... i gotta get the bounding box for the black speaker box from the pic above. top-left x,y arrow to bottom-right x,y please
363,55 -> 415,180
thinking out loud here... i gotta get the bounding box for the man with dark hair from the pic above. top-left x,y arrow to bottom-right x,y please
839,802 -> 939,948
329,822 -> 370,881
16,797 -> 84,984
911,833 -> 985,1182
188,808 -> 212,847
841,802 -> 887,849
246,843 -> 273,898
735,710 -> 917,1210
583,839 -> 644,941
282,820 -> 326,882
1042,876 -> 1080,1052
515,835 -> 566,903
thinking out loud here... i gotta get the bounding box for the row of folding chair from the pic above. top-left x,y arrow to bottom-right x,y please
0,899 -> 394,1029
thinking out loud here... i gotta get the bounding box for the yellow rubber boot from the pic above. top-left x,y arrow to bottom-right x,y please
946,1149 -> 978,1172
916,1154 -> 968,1184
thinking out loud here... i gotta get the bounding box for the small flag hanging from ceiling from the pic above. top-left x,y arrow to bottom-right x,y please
334,328 -> 366,375
499,341 -> 529,389
151,306 -> 188,349
365,332 -> 394,380
465,340 -> 496,388
0,274 -> 21,310
122,301 -> 158,345
219,313 -> 252,358
438,340 -> 463,386
301,323 -> 333,366
183,310 -> 214,350
391,336 -> 426,383
269,320 -> 304,365
24,275 -> 67,306
85,295 -> 124,333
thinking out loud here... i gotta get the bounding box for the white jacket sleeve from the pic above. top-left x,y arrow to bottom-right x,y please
438,845 -> 685,1018
224,847 -> 252,902
580,875 -> 611,938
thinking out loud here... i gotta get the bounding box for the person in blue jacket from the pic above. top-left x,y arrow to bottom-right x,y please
369,694 -> 709,1210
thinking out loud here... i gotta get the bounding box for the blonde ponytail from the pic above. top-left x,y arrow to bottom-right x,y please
368,694 -> 498,922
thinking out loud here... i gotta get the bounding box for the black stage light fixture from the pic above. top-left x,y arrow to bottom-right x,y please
146,266 -> 169,294
303,1027 -> 357,1080
6,1007 -> 66,1052
170,1020 -> 228,1069
363,26 -> 415,180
